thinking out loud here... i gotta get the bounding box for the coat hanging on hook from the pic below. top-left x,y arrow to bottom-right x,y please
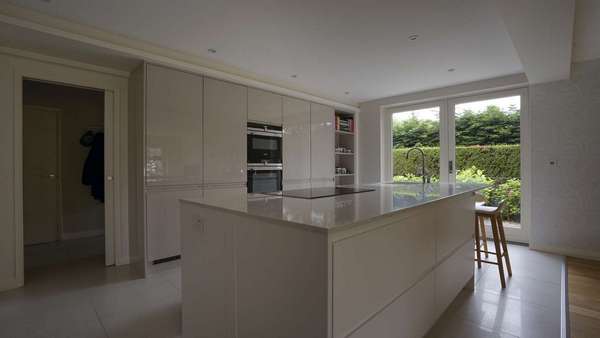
82,132 -> 104,202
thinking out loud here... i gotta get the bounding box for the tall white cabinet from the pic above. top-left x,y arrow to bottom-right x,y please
145,64 -> 203,186
203,78 -> 247,185
144,64 -> 204,263
310,103 -> 335,187
282,97 -> 311,189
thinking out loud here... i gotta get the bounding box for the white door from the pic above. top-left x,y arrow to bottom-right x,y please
448,89 -> 528,243
23,106 -> 60,245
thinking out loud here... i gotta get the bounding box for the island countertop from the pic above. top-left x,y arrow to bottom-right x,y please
180,183 -> 487,231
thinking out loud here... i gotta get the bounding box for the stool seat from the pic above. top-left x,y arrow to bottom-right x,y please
475,202 -> 500,215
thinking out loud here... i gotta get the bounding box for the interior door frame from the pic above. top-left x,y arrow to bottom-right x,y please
17,78 -> 116,267
380,99 -> 449,183
447,88 -> 530,243
11,57 -> 128,287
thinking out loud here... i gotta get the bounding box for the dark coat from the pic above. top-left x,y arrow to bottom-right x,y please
82,133 -> 104,202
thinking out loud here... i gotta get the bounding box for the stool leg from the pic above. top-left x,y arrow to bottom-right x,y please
479,216 -> 489,258
491,215 -> 506,288
475,215 -> 482,269
497,216 -> 512,277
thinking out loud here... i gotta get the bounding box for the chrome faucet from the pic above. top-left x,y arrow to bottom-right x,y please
406,147 -> 429,184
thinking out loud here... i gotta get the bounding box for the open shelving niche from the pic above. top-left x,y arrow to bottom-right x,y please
335,111 -> 357,186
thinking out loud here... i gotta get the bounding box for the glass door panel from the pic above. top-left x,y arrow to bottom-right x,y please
391,106 -> 441,183
450,93 -> 526,242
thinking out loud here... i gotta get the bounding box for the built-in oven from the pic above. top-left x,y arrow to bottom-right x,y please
247,164 -> 283,193
247,122 -> 283,165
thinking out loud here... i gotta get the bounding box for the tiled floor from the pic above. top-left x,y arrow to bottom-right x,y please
426,243 -> 564,338
0,243 -> 562,338
24,236 -> 105,270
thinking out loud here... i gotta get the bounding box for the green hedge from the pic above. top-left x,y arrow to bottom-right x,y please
393,144 -> 520,180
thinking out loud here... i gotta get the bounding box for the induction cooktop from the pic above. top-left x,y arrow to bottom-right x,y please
263,187 -> 375,199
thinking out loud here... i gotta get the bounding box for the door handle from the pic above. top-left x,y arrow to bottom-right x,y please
48,173 -> 56,179
107,176 -> 114,181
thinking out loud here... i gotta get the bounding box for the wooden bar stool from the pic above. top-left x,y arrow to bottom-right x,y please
474,201 -> 513,288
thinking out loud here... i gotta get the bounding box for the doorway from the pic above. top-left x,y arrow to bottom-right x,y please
22,80 -> 109,272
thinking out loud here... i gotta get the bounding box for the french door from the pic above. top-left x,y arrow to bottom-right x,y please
448,89 -> 528,243
386,88 -> 528,243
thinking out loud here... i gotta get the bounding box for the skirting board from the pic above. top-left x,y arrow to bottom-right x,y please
60,229 -> 104,241
530,244 -> 600,261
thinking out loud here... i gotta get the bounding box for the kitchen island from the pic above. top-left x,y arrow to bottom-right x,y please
180,183 -> 486,338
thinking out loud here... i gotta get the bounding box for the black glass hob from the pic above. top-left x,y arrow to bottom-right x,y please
263,187 -> 375,199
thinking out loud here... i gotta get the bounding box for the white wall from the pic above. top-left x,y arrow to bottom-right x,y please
23,80 -> 105,238
529,59 -> 600,259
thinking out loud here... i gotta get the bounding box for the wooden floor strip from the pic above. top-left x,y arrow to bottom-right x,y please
568,257 -> 600,338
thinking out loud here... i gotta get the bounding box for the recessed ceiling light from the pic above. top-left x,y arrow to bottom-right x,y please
408,34 -> 419,41
207,48 -> 216,54
447,68 -> 456,72
290,74 -> 298,78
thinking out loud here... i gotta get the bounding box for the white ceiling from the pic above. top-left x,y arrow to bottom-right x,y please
493,0 -> 575,84
4,0 -> 525,105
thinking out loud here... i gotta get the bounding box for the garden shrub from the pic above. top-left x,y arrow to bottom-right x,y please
393,144 -> 520,181
482,178 -> 521,221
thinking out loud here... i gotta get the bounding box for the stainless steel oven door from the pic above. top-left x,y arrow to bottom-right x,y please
247,166 -> 283,193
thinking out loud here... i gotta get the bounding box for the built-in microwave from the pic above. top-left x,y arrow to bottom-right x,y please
247,122 -> 283,165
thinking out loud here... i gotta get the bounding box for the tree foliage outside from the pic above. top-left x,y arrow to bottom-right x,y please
392,105 -> 520,148
392,105 -> 522,221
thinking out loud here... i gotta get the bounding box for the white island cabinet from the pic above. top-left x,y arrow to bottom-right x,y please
180,183 -> 484,338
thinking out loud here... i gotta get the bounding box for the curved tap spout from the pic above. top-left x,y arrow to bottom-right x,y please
406,147 -> 427,184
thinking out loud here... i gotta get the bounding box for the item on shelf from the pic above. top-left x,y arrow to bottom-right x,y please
335,115 -> 354,133
336,167 -> 350,175
335,146 -> 353,153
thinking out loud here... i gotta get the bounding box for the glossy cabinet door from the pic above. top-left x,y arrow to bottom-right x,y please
204,78 -> 247,184
283,97 -> 311,187
145,64 -> 203,186
310,103 -> 335,187
248,87 -> 283,125
146,188 -> 203,261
